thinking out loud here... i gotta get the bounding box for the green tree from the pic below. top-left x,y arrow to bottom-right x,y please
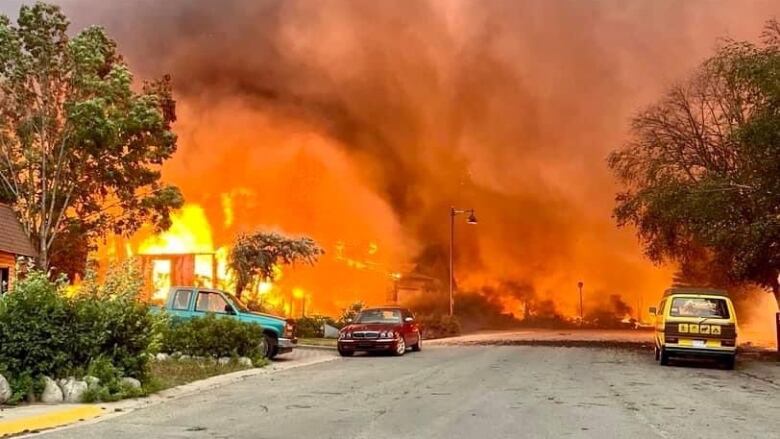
609,20 -> 780,306
338,301 -> 365,325
228,231 -> 324,298
0,3 -> 183,274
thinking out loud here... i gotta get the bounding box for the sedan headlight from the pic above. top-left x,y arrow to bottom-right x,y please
339,331 -> 351,340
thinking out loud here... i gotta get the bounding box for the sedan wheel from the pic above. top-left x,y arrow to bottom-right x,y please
411,335 -> 422,352
394,337 -> 406,356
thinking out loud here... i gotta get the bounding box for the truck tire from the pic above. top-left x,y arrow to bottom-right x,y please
722,355 -> 736,370
262,333 -> 279,360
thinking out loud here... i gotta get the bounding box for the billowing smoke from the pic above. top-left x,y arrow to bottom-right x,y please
43,1 -> 780,319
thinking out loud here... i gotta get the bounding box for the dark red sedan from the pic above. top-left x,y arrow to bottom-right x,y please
337,307 -> 422,357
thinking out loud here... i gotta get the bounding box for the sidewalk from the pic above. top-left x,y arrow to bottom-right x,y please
0,404 -> 103,437
1,347 -> 339,437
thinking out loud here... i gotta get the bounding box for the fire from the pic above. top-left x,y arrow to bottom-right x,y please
138,204 -> 218,300
139,205 -> 214,255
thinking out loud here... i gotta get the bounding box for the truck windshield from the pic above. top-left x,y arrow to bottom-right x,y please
670,297 -> 730,319
224,293 -> 251,313
355,309 -> 402,324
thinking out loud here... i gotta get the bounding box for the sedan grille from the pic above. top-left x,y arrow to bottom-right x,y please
352,331 -> 380,339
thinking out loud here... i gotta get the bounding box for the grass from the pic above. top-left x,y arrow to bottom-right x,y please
145,358 -> 267,393
298,337 -> 338,347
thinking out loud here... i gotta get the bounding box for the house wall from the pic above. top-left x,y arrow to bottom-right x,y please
0,251 -> 16,293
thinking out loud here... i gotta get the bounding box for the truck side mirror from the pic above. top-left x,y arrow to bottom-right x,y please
648,307 -> 657,315
224,304 -> 236,315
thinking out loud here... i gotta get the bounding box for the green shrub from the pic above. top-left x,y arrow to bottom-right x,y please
0,271 -> 73,378
417,314 -> 461,339
295,315 -> 339,338
74,262 -> 165,379
0,261 -> 160,402
161,314 -> 264,358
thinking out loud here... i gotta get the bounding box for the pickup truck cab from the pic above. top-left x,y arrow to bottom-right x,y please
161,286 -> 296,359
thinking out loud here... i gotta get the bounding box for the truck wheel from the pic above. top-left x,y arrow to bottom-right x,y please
262,334 -> 278,360
659,347 -> 670,366
722,355 -> 736,370
654,346 -> 660,361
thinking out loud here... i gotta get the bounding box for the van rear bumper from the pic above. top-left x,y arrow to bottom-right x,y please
664,346 -> 736,358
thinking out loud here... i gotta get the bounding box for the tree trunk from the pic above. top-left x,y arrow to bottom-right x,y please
773,281 -> 780,311
39,239 -> 48,272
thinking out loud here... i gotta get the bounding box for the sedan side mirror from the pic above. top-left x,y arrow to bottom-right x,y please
404,317 -> 414,323
648,307 -> 657,315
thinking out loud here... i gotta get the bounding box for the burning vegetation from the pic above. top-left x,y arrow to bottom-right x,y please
40,0 -> 778,336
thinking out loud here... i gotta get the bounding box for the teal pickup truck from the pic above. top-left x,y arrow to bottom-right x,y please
158,287 -> 297,359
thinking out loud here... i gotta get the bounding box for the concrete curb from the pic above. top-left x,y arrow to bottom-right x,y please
296,344 -> 337,351
0,405 -> 103,437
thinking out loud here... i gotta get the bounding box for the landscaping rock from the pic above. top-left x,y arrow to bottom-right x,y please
238,357 -> 253,367
217,357 -> 231,366
155,353 -> 170,362
120,377 -> 142,389
59,378 -> 88,403
0,374 -> 11,404
41,376 -> 64,404
84,376 -> 100,389
178,354 -> 191,361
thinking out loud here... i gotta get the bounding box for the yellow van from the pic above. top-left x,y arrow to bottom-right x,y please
650,288 -> 738,369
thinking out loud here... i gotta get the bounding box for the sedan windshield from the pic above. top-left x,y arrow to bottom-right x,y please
355,309 -> 402,324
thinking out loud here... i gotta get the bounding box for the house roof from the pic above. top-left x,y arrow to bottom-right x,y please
0,204 -> 36,257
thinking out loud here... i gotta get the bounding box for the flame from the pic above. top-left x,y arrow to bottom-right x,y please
139,204 -> 214,255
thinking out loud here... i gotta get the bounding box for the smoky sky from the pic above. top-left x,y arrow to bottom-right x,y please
7,0 -> 780,311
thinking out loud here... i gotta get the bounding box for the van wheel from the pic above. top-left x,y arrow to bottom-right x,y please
659,348 -> 670,366
722,355 -> 736,370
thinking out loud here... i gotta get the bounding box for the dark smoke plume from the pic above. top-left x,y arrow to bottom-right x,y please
45,0 -> 780,316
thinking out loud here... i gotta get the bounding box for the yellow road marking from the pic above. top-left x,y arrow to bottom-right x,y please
0,405 -> 103,436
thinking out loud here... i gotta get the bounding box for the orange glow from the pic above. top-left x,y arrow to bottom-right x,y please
86,1 -> 780,331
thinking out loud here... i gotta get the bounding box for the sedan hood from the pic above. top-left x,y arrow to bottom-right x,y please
344,323 -> 402,332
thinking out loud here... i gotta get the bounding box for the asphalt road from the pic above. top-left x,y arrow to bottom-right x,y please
37,346 -> 780,439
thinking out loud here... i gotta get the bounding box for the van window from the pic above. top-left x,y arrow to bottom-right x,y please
670,297 -> 730,319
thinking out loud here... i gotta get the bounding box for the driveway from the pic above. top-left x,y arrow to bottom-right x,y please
35,345 -> 780,439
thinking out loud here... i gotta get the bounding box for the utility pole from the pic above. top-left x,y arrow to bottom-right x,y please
577,281 -> 584,326
449,207 -> 478,317
449,208 -> 455,317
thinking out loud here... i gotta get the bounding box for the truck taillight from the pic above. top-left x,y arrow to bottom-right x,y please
284,321 -> 295,338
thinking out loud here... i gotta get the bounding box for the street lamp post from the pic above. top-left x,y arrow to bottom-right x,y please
577,281 -> 584,326
449,207 -> 478,317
